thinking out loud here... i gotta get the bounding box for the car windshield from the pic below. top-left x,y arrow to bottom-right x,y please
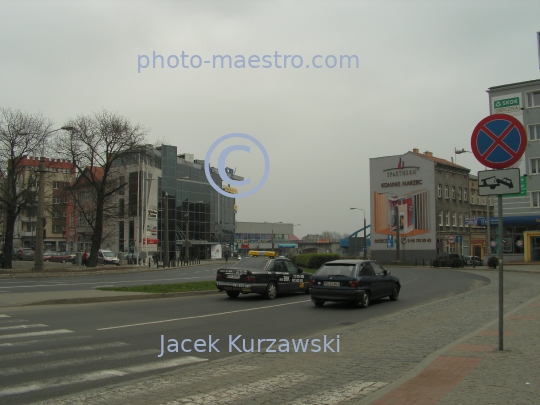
316,264 -> 356,276
102,251 -> 115,258
232,258 -> 270,270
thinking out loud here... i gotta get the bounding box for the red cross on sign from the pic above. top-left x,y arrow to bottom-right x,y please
470,114 -> 527,169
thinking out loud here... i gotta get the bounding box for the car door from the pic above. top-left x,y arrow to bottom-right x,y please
358,262 -> 378,297
273,260 -> 292,291
284,260 -> 306,292
372,262 -> 393,297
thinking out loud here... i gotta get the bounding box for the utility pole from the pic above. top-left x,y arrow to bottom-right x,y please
34,157 -> 46,272
163,192 -> 169,267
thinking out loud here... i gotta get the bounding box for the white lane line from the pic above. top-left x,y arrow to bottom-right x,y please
0,315 -> 10,318
0,329 -> 72,340
97,300 -> 311,331
0,357 -> 207,397
0,335 -> 92,348
0,349 -> 159,376
0,319 -> 28,324
0,341 -> 129,361
0,276 -> 212,290
0,324 -> 48,331
161,373 -> 310,405
289,381 -> 388,405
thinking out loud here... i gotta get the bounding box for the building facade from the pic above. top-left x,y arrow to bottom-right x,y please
235,222 -> 299,257
486,79 -> 540,262
370,149 -> 475,264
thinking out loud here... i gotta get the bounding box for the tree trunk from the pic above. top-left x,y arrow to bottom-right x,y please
86,188 -> 106,267
2,210 -> 17,269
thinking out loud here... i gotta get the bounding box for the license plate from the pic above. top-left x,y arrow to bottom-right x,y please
324,281 -> 340,287
227,274 -> 240,279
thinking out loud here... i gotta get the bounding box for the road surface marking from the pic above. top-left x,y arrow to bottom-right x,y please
97,300 -> 311,331
0,334 -> 92,347
160,373 -> 310,405
0,341 -> 129,361
0,349 -> 159,376
0,357 -> 207,397
0,329 -> 72,340
0,323 -> 48,331
0,315 -> 10,318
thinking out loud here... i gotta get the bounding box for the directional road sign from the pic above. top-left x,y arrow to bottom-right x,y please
447,235 -> 456,244
456,236 -> 462,244
478,168 -> 521,196
471,114 -> 527,169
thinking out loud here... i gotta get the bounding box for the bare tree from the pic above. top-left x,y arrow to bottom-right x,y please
55,110 -> 148,267
0,108 -> 54,268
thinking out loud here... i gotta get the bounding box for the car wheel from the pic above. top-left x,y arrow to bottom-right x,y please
312,299 -> 324,307
226,291 -> 240,298
264,282 -> 277,300
357,292 -> 370,308
389,284 -> 399,301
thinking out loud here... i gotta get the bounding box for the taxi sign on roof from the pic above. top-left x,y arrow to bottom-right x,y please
248,250 -> 277,257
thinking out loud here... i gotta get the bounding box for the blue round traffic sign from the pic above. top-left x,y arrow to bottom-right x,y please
471,114 -> 527,169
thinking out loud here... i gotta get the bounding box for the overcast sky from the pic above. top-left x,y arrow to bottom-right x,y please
2,1 -> 540,238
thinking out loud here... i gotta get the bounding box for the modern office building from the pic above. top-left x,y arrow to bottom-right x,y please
486,79 -> 540,262
370,149 -> 473,264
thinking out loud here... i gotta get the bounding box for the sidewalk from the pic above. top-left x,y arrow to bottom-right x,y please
30,267 -> 540,405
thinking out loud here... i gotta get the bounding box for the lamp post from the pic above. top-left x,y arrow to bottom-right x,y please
34,126 -> 74,272
265,221 -> 283,251
350,208 -> 367,259
163,192 -> 169,267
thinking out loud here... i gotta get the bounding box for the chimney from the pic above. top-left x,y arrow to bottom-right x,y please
412,148 -> 419,153
424,151 -> 433,157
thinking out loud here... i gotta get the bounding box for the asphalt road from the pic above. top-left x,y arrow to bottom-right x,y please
0,267 -> 490,405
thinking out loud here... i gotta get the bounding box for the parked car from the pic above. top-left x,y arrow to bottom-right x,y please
98,250 -> 120,266
48,252 -> 73,263
123,253 -> 139,264
464,255 -> 483,266
14,248 -> 34,261
310,259 -> 400,308
43,250 -> 55,261
436,253 -> 465,268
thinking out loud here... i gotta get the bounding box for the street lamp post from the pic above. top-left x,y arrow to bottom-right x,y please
163,192 -> 169,267
350,208 -> 367,260
265,222 -> 282,252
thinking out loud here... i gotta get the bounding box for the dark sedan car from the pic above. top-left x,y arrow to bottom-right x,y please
48,252 -> 73,263
215,251 -> 312,299
310,260 -> 400,308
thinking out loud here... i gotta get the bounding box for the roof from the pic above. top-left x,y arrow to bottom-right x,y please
487,78 -> 540,92
409,150 -> 469,171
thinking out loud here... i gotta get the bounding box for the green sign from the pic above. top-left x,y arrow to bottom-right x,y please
503,175 -> 526,197
493,97 -> 520,113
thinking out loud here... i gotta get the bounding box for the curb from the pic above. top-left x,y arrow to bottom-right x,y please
20,290 -> 222,307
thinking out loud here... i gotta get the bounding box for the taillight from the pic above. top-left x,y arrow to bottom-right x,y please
216,273 -> 223,280
246,276 -> 255,282
310,278 -> 315,285
349,280 -> 359,288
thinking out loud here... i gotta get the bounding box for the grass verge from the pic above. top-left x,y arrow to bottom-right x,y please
97,280 -> 216,293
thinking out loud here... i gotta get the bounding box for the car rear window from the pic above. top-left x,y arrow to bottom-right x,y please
232,258 -> 269,270
316,264 -> 356,276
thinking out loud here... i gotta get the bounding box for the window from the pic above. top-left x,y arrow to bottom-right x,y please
438,184 -> 442,198
445,186 -> 449,198
438,211 -> 443,226
459,213 -> 463,227
464,188 -> 468,201
529,124 -> 540,141
451,186 -> 456,200
53,181 -> 60,189
531,158 -> 540,174
53,225 -> 59,233
445,211 -> 450,226
527,90 -> 540,108
53,197 -> 60,204
452,212 -> 457,227
458,187 -> 462,201
62,211 -> 66,217
52,211 -> 59,218
532,191 -> 540,207
119,199 -> 125,217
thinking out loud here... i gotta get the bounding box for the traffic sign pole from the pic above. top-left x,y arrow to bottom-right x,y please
498,195 -> 503,351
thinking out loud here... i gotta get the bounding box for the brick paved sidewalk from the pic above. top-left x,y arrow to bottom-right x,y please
31,270 -> 540,405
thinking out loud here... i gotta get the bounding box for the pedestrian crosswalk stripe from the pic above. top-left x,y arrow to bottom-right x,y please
0,341 -> 129,362
0,324 -> 48,331
0,315 -> 10,318
0,356 -> 207,397
0,335 -> 92,348
0,349 -> 159,376
159,373 -> 311,405
0,329 -> 72,340
289,381 -> 388,405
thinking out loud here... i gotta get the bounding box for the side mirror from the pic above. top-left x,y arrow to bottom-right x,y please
383,270 -> 390,275
298,268 -> 303,273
